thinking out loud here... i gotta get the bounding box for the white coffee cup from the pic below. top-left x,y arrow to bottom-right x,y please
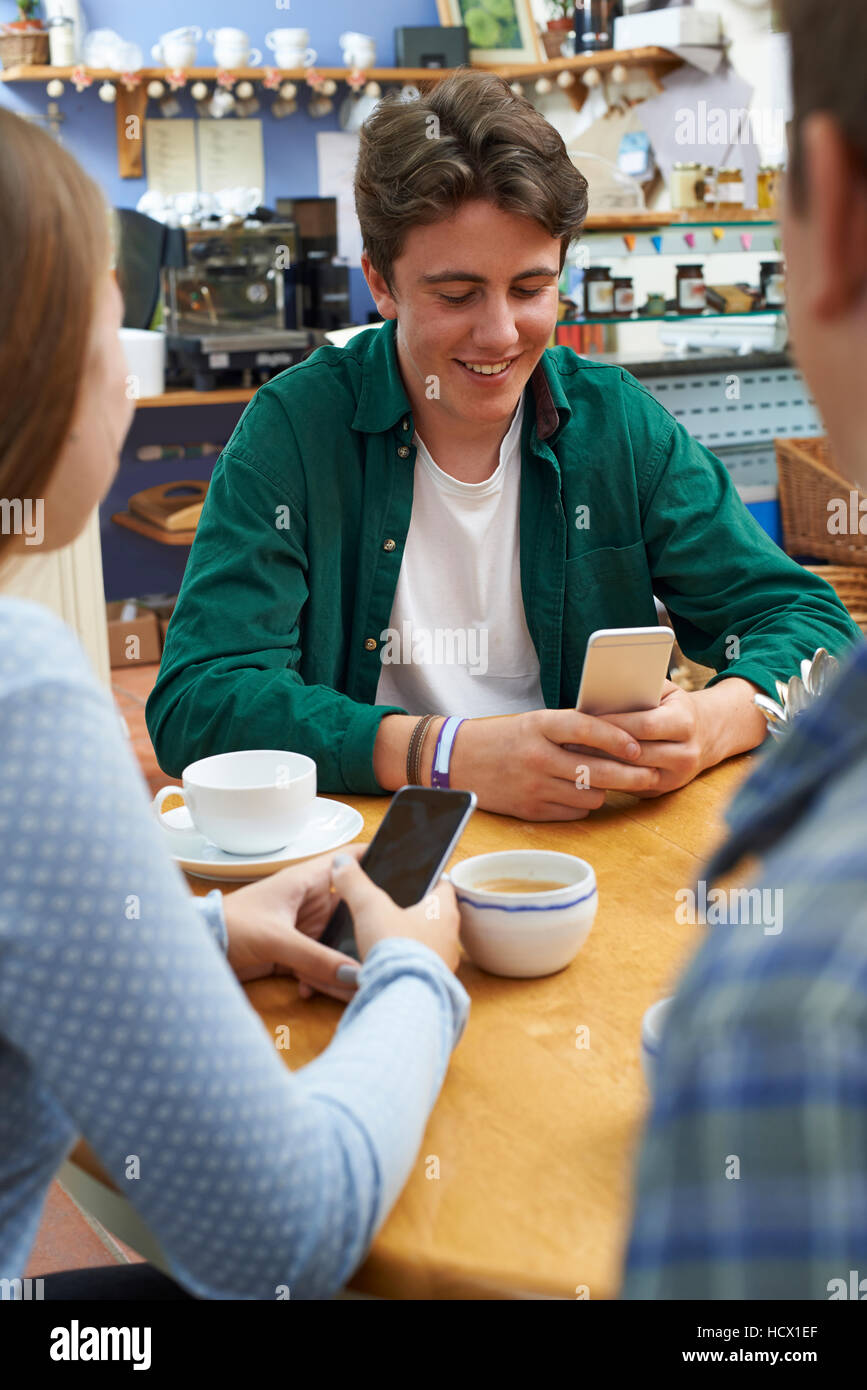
152,749 -> 316,855
151,26 -> 201,69
340,31 -> 376,67
640,996 -> 674,1090
207,27 -> 262,68
448,850 -> 598,978
266,32 -> 317,69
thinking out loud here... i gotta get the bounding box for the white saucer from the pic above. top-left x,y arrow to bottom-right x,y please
159,797 -> 364,880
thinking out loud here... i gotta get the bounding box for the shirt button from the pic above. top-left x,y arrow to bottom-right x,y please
383,538 -> 396,552
397,445 -> 411,459
364,637 -> 378,651
402,419 -> 410,431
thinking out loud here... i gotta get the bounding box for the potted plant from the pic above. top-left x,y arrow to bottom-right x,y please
542,1 -> 575,59
0,1 -> 49,67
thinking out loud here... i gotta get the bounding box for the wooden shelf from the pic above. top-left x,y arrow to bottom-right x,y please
0,49 -> 682,178
0,49 -> 682,84
583,210 -> 779,232
135,388 -> 256,408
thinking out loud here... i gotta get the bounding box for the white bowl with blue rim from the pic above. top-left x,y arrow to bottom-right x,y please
447,850 -> 598,978
641,996 -> 674,1089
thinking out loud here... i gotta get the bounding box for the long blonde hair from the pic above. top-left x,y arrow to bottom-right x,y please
0,108 -> 111,563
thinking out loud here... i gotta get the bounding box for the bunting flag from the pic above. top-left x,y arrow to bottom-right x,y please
684,233 -> 696,249
711,227 -> 725,242
774,236 -> 783,253
740,233 -> 754,251
651,235 -> 663,254
623,234 -> 637,253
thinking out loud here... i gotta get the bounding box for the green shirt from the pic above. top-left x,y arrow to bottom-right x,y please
146,319 -> 860,792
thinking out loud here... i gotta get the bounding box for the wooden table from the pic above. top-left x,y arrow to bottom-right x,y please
192,757 -> 751,1300
69,758 -> 754,1298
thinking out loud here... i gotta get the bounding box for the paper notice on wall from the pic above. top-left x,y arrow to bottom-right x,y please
197,120 -> 265,197
144,120 -> 198,195
316,131 -> 362,268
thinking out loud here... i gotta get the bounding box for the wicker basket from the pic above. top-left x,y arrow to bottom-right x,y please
0,25 -> 50,68
776,435 -> 867,566
803,564 -> 867,634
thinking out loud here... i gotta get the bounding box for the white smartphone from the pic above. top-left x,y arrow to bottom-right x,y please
576,626 -> 675,717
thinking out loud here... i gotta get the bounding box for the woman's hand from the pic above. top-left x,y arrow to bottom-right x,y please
329,854 -> 461,972
222,843 -> 368,1000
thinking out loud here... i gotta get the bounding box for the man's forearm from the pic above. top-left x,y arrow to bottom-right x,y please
693,676 -> 768,769
373,714 -> 447,790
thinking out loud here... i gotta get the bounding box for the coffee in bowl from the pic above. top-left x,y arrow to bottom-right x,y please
448,849 -> 598,978
473,878 -> 571,894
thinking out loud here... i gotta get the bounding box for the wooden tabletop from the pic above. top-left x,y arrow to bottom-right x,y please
209,759 -> 751,1299
70,758 -> 753,1298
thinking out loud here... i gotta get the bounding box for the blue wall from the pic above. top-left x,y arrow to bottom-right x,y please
0,2 -> 444,599
0,0 -> 441,323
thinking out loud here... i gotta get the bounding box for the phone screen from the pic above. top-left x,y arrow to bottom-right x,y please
319,786 -> 475,959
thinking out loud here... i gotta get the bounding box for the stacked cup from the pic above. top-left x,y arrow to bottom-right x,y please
207,27 -> 262,69
265,28 -> 317,70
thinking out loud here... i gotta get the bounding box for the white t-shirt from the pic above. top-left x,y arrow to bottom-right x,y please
375,396 -> 545,717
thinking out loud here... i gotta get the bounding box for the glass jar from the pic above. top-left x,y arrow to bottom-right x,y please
757,165 -> 783,211
584,266 -> 614,318
676,264 -> 706,314
47,15 -> 76,65
760,260 -> 786,307
670,162 -> 703,210
716,167 -> 745,211
702,166 -> 717,206
613,277 -> 635,315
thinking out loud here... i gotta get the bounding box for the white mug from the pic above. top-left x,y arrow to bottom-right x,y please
266,27 -> 311,48
340,30 -> 376,66
152,37 -> 198,69
271,45 -> 317,69
153,749 -> 317,856
215,44 -> 262,68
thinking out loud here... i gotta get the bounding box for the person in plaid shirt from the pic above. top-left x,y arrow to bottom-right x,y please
623,0 -> 867,1300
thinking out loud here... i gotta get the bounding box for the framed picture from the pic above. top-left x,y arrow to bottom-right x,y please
436,0 -> 545,66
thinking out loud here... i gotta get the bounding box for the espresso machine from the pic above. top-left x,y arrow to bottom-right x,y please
160,219 -> 323,391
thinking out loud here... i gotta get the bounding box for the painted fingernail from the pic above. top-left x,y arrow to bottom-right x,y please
336,964 -> 360,986
332,852 -> 353,871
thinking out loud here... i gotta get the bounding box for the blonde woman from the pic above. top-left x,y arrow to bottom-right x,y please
0,109 -> 468,1300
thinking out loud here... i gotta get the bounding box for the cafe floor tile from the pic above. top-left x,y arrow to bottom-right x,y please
24,1181 -> 145,1276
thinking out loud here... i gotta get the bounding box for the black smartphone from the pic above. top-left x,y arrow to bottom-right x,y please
320,785 -> 477,959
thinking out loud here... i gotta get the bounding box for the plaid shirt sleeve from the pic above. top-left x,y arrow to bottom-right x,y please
622,643 -> 867,1300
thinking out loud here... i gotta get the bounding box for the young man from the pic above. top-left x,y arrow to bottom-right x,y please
147,70 -> 858,821
623,0 -> 867,1299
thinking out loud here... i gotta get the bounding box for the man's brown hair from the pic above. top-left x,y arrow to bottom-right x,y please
784,0 -> 867,202
354,69 -> 588,293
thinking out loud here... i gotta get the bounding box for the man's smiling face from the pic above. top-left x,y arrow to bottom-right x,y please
364,199 -> 563,429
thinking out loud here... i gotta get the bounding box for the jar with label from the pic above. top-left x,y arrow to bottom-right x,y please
716,167 -> 745,211
702,166 -> 717,206
584,266 -> 614,318
757,165 -> 782,211
760,260 -> 786,307
676,264 -> 706,314
670,162 -> 702,210
613,277 -> 635,316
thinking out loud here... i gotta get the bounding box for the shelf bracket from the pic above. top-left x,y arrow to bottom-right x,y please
115,84 -> 149,179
